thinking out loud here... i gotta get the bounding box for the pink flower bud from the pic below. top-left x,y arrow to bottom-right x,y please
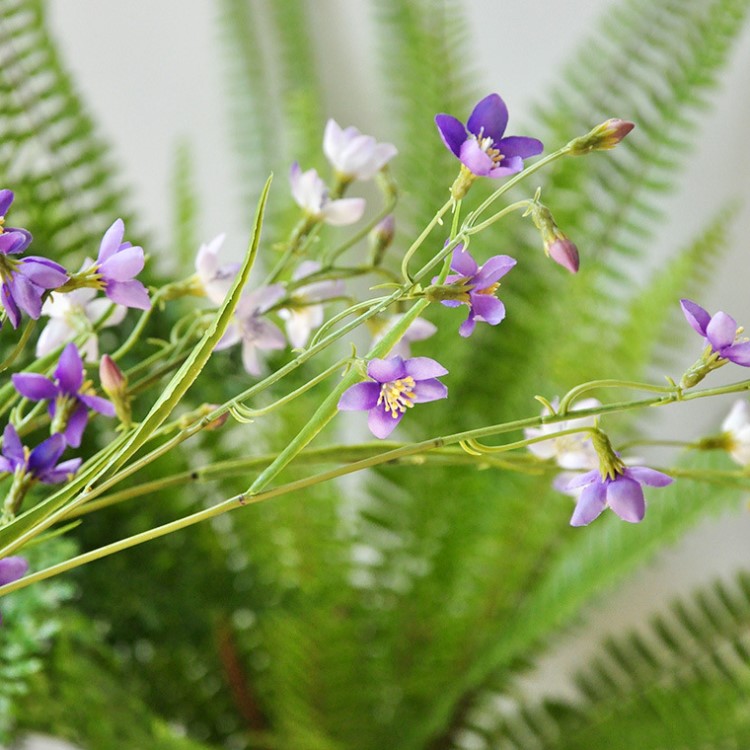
568,119 -> 635,155
99,355 -> 126,395
547,237 -> 580,274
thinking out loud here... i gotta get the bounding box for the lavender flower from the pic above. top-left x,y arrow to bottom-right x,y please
0,190 -> 68,328
434,246 -> 516,337
0,423 -> 81,484
90,219 -> 150,310
289,163 -> 365,226
338,356 -> 448,438
215,286 -> 287,376
435,94 -> 543,179
277,261 -> 345,348
680,299 -> 750,366
195,234 -> 240,305
323,119 -> 397,181
565,465 -> 672,526
12,343 -> 115,447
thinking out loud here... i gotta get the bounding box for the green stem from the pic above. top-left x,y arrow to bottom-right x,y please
400,199 -> 453,282
0,318 -> 36,373
558,378 -> 678,414
464,199 -> 531,236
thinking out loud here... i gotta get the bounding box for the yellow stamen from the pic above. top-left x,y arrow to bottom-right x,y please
378,376 -> 416,419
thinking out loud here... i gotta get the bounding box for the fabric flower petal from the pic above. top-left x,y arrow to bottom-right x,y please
27,433 -> 66,476
411,378 -> 448,403
368,357 -> 406,383
706,311 -> 738,351
570,481 -> 607,526
12,373 -> 58,401
435,114 -> 468,157
55,343 -> 84,394
97,219 -> 125,263
466,93 -> 508,143
338,382 -> 381,411
607,476 -> 646,523
105,279 -> 151,310
320,197 -> 366,226
63,403 -> 89,448
496,135 -> 544,159
368,404 -> 403,439
623,466 -> 673,487
98,245 -> 145,281
403,356 -> 449,380
680,298 -> 710,336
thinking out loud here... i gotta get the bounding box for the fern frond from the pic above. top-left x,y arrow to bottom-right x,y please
169,140 -> 199,274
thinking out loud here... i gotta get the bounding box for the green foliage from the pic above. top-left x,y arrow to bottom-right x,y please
1,0 -> 749,748
170,140 -> 200,274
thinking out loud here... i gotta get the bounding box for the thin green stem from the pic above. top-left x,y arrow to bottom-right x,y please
558,378 -> 679,414
464,199 -> 531,236
400,199 -> 453,282
0,318 -> 36,373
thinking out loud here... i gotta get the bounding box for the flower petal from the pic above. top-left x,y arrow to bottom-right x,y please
706,311 -> 738,352
450,245 -> 478,276
63,403 -> 89,448
473,254 -> 516,287
470,294 -> 505,325
497,135 -> 544,159
55,343 -> 84,393
12,373 -> 58,401
458,139 -> 496,176
105,280 -> 151,310
458,311 -> 477,338
1,282 -> 21,328
321,197 -> 365,226
680,298 -> 710,337
570,480 -> 607,526
39,457 -> 82,484
368,404 -> 403,439
2,423 -> 24,465
79,392 -> 116,416
403,356 -> 448,380
723,341 -> 750,367
434,114 -> 467,157
466,93 -> 508,143
0,189 -> 14,217
19,257 -> 68,289
623,466 -> 673,487
97,219 -> 125,263
98,245 -> 145,281
564,469 -> 600,490
606,476 -> 646,522
338,382 -> 381,411
368,357 -> 406,383
412,378 -> 448,403
27,433 -> 66,476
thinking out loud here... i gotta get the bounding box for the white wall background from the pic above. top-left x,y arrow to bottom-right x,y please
13,1 -> 750,744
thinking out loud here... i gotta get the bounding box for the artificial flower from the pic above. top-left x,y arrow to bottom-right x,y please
289,163 -> 365,226
215,286 -> 287,376
338,356 -> 448,438
36,278 -> 127,361
323,119 -> 397,181
195,233 -> 240,305
90,219 -> 151,310
680,299 -> 750,366
277,261 -> 344,349
435,94 -> 543,178
12,343 -> 115,447
436,245 -> 516,337
0,423 -> 81,485
565,464 -> 673,526
0,190 -> 68,328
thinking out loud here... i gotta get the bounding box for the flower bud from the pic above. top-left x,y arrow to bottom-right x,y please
567,119 -> 635,155
368,214 -> 395,266
529,202 -> 579,273
99,355 -> 132,427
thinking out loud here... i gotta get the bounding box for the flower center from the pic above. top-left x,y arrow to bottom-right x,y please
378,376 -> 416,418
477,135 -> 505,166
476,281 -> 500,296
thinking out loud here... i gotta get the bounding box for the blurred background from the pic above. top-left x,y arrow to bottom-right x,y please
8,1 -> 750,747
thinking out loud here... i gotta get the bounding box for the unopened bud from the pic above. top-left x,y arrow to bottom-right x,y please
368,214 -> 395,266
529,202 -> 579,273
99,355 -> 132,427
567,119 -> 635,155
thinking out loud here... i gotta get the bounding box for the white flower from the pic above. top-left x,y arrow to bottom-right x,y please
215,285 -> 286,376
36,277 -> 126,362
195,233 -> 240,305
277,261 -> 344,349
368,314 -> 437,359
524,398 -> 601,470
323,119 -> 397,181
721,399 -> 750,465
289,163 -> 365,226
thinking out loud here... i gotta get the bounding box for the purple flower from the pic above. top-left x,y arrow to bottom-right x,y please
437,246 -> 516,337
215,286 -> 287,376
91,219 -> 150,310
289,163 -> 365,226
323,119 -> 398,181
195,233 -> 240,305
680,299 -> 750,366
565,465 -> 673,526
0,190 -> 68,329
338,356 -> 448,438
12,343 -> 114,447
435,94 -> 543,178
0,423 -> 81,484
